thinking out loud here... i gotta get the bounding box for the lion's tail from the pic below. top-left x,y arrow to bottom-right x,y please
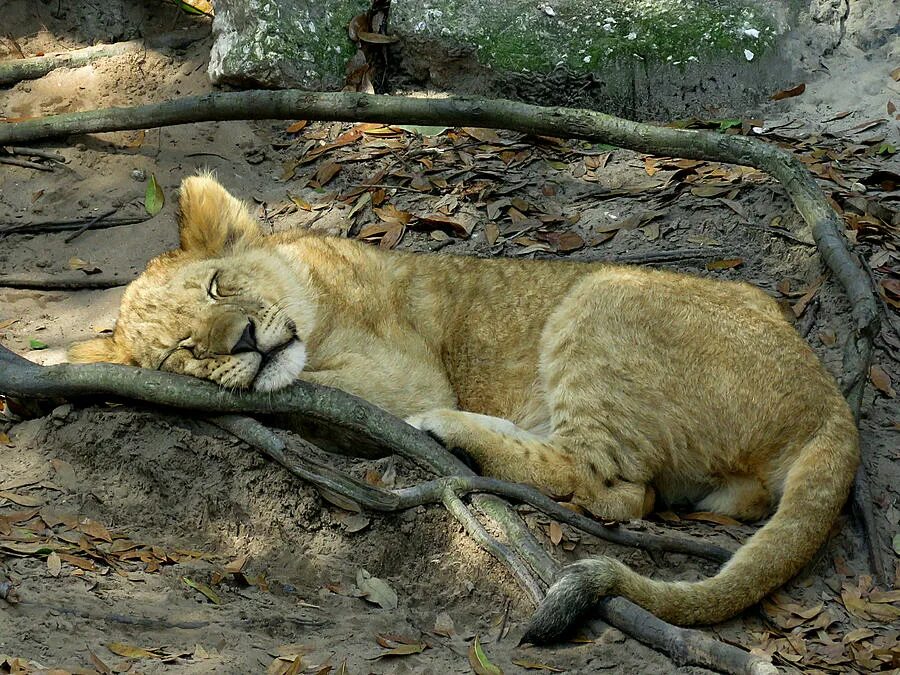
522,408 -> 859,640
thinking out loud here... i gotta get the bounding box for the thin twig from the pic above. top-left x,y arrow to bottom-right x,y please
604,247 -> 729,265
0,276 -> 131,290
0,156 -> 52,171
64,208 -> 117,243
4,147 -> 66,162
0,215 -> 149,237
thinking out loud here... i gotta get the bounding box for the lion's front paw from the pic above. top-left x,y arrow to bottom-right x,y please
405,409 -> 463,447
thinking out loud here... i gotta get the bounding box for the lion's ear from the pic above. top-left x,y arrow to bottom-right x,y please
177,172 -> 261,256
68,337 -> 134,365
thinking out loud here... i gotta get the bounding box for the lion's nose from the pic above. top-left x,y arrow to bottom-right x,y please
230,320 -> 257,354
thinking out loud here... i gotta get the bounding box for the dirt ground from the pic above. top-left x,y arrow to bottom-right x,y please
1,2 -> 899,674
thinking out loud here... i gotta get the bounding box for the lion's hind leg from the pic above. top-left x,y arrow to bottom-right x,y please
696,475 -> 772,521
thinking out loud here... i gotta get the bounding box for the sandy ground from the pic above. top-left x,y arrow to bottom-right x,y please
1,2 -> 898,674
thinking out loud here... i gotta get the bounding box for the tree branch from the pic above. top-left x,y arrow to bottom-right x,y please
0,90 -> 876,409
1,345 -> 766,672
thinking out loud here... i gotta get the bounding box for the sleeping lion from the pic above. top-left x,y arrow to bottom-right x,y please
70,173 -> 859,641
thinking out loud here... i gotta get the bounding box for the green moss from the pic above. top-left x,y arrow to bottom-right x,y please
404,0 -> 779,74
223,1 -> 367,84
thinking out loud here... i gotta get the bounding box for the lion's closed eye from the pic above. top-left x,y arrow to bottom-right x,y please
207,270 -> 225,300
206,270 -> 241,300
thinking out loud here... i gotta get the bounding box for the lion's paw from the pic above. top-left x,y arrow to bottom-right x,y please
405,409 -> 461,446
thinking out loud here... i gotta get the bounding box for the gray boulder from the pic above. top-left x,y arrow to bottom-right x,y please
208,0 -> 368,89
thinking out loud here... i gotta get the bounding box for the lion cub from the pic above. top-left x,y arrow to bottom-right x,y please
71,174 -> 858,639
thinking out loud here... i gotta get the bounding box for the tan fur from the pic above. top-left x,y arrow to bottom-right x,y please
70,174 -> 859,630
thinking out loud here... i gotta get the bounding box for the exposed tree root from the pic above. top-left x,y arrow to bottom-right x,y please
0,345 -> 767,673
0,90 -> 883,670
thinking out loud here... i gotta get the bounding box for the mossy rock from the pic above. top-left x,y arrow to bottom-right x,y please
209,0 -> 367,89
389,0 -> 797,119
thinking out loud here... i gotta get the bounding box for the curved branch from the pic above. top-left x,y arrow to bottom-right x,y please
0,92 -> 877,387
1,345 -> 768,672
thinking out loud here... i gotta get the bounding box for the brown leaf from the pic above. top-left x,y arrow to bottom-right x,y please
705,258 -> 744,271
90,649 -> 113,675
107,642 -> 163,659
771,83 -> 806,101
39,507 -> 78,529
891,66 -> 900,81
50,458 -> 77,488
433,611 -> 455,637
682,511 -> 742,526
379,224 -> 405,249
690,185 -> 735,198
484,222 -> 500,246
867,589 -> 900,603
415,213 -> 471,238
224,554 -> 249,574
462,127 -> 502,144
556,231 -> 585,253
286,120 -> 308,133
356,31 -> 399,44
314,161 -> 341,186
373,204 -> 412,226
78,518 -> 112,542
46,551 -> 61,577
0,491 -> 43,507
548,521 -> 563,545
869,366 -> 895,397
370,642 -> 427,658
791,276 -> 825,318
57,553 -> 97,571
841,585 -> 870,619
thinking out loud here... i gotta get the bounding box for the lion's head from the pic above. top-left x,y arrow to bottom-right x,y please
69,174 -> 316,392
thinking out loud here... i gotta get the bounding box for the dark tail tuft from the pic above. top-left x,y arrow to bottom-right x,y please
521,559 -> 618,644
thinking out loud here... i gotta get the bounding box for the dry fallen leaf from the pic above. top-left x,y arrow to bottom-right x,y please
869,365 -> 895,397
0,491 -> 43,507
433,611 -> 455,637
107,642 -> 162,659
548,521 -> 563,545
705,258 -> 744,271
314,161 -> 341,186
46,551 -> 61,577
771,83 -> 806,101
182,576 -> 222,604
682,511 -> 742,526
356,569 -> 397,609
78,518 -> 112,542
